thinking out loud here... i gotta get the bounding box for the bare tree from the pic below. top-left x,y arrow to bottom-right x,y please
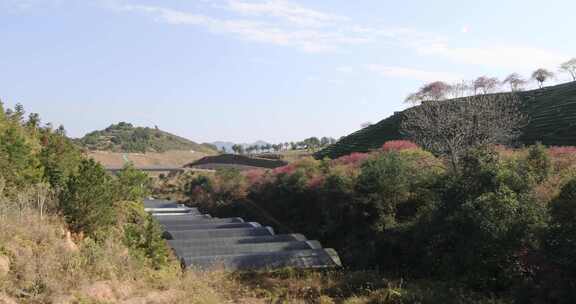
401,93 -> 527,171
503,73 -> 527,92
532,68 -> 554,88
36,183 -> 48,220
17,188 -> 32,220
447,81 -> 472,99
473,76 -> 500,94
404,81 -> 452,105
560,58 -> 576,81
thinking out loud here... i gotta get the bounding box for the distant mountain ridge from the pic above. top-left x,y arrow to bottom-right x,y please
78,122 -> 217,154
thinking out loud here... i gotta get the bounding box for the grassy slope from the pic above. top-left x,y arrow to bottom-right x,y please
316,81 -> 576,159
78,122 -> 217,154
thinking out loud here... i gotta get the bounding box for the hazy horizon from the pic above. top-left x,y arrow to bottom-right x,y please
1,0 -> 574,143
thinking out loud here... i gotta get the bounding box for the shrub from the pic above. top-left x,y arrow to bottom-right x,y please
244,169 -> 267,186
272,163 -> 298,175
116,201 -> 170,269
382,140 -> 418,152
213,168 -> 248,202
184,174 -> 215,203
532,178 -> 576,302
548,146 -> 576,156
355,152 -> 413,231
184,169 -> 249,209
525,143 -> 552,184
419,147 -> 546,290
333,152 -> 371,167
545,178 -> 576,273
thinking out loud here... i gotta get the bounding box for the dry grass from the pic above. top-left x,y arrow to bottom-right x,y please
88,150 -> 211,169
0,209 -> 232,303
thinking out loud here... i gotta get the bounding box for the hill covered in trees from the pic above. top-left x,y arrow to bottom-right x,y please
316,81 -> 576,159
78,122 -> 217,153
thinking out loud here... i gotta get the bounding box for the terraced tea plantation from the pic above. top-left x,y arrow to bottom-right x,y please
144,199 -> 342,270
316,81 -> 576,159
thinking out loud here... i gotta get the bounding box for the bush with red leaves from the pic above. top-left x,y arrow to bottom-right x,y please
333,152 -> 370,167
382,140 -> 418,152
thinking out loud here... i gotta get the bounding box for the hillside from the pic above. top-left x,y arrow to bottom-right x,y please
316,81 -> 576,159
186,154 -> 288,170
78,122 -> 217,153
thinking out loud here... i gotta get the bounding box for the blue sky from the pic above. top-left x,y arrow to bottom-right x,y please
1,0 -> 574,143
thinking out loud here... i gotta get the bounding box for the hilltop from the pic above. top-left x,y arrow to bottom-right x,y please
316,81 -> 576,159
78,122 -> 217,154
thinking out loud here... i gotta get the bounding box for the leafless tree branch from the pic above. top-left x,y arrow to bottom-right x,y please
400,93 -> 527,170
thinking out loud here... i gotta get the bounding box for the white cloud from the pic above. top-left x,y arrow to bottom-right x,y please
224,0 -> 348,27
114,4 -> 369,53
366,65 -> 462,82
352,25 -> 568,72
107,1 -> 569,71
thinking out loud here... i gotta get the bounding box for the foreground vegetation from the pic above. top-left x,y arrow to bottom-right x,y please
0,102 -> 507,303
179,140 -> 576,303
7,206 -> 504,303
1,208 -> 507,303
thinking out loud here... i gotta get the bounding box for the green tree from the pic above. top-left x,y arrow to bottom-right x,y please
12,103 -> 25,122
59,159 -> 116,237
39,130 -> 82,189
0,125 -> 43,190
26,113 -> 40,129
114,163 -> 151,202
